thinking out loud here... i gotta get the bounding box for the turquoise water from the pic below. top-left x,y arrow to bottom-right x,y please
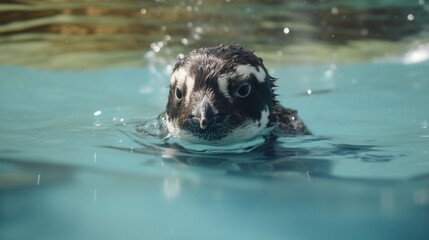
1,55 -> 429,239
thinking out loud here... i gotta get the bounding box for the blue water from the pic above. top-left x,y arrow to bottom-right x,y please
1,58 -> 429,239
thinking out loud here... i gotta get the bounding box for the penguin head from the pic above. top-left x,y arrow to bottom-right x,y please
165,45 -> 277,145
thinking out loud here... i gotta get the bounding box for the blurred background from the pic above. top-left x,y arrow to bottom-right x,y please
1,0 -> 428,70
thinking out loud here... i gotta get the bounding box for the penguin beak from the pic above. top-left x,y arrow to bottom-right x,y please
194,96 -> 215,130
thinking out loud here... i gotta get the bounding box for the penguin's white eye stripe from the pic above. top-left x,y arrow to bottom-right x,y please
218,74 -> 232,102
170,68 -> 195,105
217,64 -> 265,102
170,68 -> 188,85
235,64 -> 266,83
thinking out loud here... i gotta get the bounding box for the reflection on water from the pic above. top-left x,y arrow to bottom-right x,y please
0,0 -> 428,69
1,153 -> 428,240
107,121 -> 403,182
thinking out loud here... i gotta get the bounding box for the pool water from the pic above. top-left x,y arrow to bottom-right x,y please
1,57 -> 429,239
1,0 -> 429,239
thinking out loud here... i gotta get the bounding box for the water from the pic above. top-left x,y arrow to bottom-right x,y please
1,0 -> 429,69
1,59 -> 429,239
1,0 -> 429,240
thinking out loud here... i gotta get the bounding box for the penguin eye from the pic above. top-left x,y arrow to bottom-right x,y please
175,87 -> 183,100
236,83 -> 251,98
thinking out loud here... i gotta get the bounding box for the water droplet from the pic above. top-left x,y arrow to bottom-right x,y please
150,43 -> 160,52
407,14 -> 414,21
195,27 -> 203,33
165,64 -> 173,74
192,33 -> 201,40
331,7 -> 338,15
181,38 -> 189,46
140,8 -> 147,15
163,177 -> 181,200
283,27 -> 290,34
323,64 -> 336,79
306,89 -> 312,95
93,110 -> 101,116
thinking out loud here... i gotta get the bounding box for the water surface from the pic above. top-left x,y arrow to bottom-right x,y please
1,59 -> 429,239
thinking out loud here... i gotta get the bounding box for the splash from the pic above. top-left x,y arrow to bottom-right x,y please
403,43 -> 429,64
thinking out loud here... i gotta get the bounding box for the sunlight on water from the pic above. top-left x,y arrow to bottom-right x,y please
403,43 -> 429,64
1,0 -> 429,69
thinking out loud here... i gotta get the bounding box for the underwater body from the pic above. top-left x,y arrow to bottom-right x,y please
1,1 -> 429,240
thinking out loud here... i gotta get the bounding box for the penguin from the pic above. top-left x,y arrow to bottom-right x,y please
162,45 -> 310,146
